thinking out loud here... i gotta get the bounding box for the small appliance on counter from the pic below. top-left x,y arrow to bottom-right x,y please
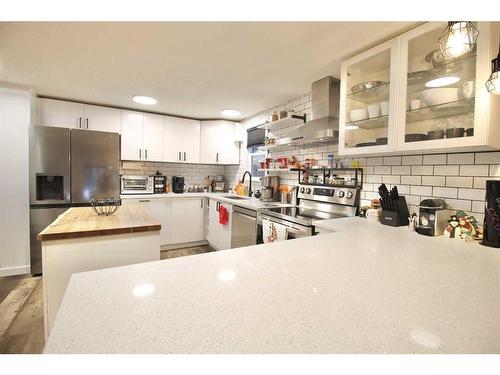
172,176 -> 186,194
260,176 -> 280,202
378,184 -> 409,227
415,198 -> 448,236
213,175 -> 226,192
120,175 -> 153,195
153,171 -> 167,194
482,180 -> 500,248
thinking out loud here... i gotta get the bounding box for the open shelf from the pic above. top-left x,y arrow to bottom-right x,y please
257,168 -> 294,172
345,114 -> 388,129
257,113 -> 307,131
346,82 -> 390,104
406,97 -> 475,123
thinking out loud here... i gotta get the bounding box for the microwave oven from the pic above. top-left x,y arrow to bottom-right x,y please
120,175 -> 154,195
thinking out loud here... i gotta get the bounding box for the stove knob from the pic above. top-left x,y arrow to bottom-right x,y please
346,191 -> 353,199
337,190 -> 345,198
305,188 -> 312,194
299,187 -> 305,193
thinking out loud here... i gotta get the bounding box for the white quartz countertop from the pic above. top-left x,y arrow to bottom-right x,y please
120,192 -> 292,211
44,217 -> 500,354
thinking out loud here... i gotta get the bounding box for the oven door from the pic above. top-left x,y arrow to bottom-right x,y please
256,213 -> 313,244
121,176 -> 153,194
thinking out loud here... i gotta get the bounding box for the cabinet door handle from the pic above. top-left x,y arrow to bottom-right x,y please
183,152 -> 186,161
216,201 -> 220,211
138,200 -> 150,203
178,151 -> 181,161
201,198 -> 203,208
86,118 -> 89,129
216,153 -> 219,162
139,149 -> 142,159
145,149 -> 148,160
78,117 -> 82,128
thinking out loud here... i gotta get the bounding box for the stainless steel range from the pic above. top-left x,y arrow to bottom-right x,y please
257,184 -> 360,242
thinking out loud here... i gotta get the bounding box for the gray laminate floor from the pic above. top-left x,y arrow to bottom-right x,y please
0,244 -> 215,354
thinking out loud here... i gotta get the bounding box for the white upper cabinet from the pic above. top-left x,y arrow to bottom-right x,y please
143,113 -> 164,162
121,110 -> 144,161
37,98 -> 84,129
339,39 -> 399,155
339,21 -> 500,156
83,104 -> 121,133
164,116 -> 201,163
121,111 -> 164,162
38,98 -> 121,132
200,120 -> 240,165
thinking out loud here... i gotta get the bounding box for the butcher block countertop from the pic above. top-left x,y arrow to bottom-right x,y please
37,206 -> 161,241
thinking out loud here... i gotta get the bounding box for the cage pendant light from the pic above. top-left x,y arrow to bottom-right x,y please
439,21 -> 479,59
485,40 -> 500,95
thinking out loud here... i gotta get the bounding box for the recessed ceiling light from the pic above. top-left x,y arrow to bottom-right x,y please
133,96 -> 157,105
425,76 -> 460,88
221,109 -> 241,117
345,125 -> 359,130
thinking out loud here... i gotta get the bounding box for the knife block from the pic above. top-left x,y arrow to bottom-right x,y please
381,196 -> 410,227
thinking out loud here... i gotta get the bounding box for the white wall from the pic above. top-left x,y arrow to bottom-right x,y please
0,87 -> 31,276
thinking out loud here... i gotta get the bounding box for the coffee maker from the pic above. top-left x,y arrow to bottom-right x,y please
416,198 -> 448,236
482,180 -> 500,248
213,175 -> 225,192
172,176 -> 185,194
260,176 -> 279,202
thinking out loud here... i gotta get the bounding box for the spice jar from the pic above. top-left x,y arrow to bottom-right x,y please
279,110 -> 288,119
271,111 -> 279,122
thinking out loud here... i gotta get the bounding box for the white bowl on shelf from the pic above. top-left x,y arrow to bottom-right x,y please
421,88 -> 459,107
349,108 -> 368,122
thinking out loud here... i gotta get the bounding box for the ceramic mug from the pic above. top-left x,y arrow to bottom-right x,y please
367,104 -> 381,118
366,208 -> 381,222
379,101 -> 389,116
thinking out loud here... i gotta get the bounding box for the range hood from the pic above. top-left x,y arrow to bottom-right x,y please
284,76 -> 340,147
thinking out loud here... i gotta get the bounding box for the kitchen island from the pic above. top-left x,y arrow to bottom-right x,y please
38,205 -> 161,339
43,217 -> 500,353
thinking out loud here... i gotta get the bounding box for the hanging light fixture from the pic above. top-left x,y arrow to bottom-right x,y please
438,22 -> 479,59
485,41 -> 500,95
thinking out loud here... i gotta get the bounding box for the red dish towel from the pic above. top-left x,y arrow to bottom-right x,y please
219,204 -> 229,225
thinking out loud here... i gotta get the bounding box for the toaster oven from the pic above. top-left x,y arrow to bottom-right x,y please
120,175 -> 153,195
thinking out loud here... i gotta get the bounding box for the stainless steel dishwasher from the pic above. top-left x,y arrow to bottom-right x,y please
231,206 -> 257,248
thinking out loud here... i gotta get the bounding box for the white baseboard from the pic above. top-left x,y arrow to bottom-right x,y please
0,265 -> 31,277
161,240 -> 209,251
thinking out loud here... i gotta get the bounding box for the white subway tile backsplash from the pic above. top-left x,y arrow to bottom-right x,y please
422,176 -> 445,186
383,156 -> 402,165
434,165 -> 459,176
366,174 -> 382,183
475,152 -> 500,164
423,154 -> 447,165
395,185 -> 410,194
364,191 -> 379,200
374,165 -> 391,174
367,157 -> 383,166
458,188 -> 486,201
405,195 -> 422,205
445,199 -> 472,212
447,153 -> 475,165
382,175 -> 400,184
410,185 -> 432,196
392,166 -> 411,175
490,165 -> 500,176
446,176 -> 473,188
432,187 -> 458,198
473,176 -> 500,189
402,155 -> 423,165
411,165 -> 433,175
401,175 -> 422,185
471,200 -> 484,213
459,165 -> 489,176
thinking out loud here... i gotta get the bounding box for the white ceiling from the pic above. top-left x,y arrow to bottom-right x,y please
0,22 -> 417,120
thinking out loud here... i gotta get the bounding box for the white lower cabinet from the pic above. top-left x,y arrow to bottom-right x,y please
169,197 -> 205,244
121,198 -> 170,245
207,199 -> 232,250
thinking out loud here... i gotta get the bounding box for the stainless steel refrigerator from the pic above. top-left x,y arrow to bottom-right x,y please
29,126 -> 120,275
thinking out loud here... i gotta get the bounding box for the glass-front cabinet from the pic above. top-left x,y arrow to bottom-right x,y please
339,22 -> 500,156
339,39 -> 399,155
